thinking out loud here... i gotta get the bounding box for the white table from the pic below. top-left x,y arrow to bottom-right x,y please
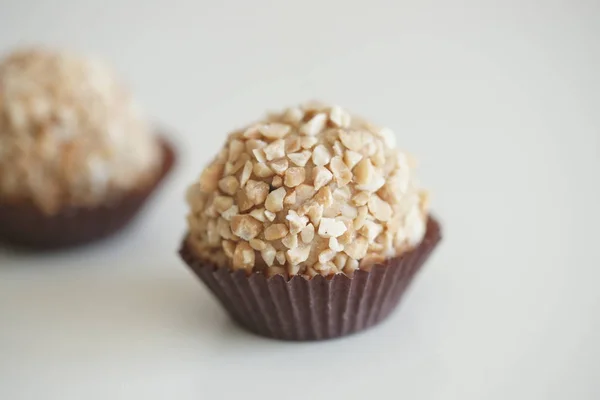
1,1 -> 599,399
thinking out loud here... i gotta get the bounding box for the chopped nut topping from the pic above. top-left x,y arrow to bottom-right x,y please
259,123 -> 291,139
265,187 -> 286,212
199,164 -> 223,192
318,249 -> 336,263
368,194 -> 392,221
286,136 -> 302,153
218,176 -> 239,195
246,139 -> 267,154
353,158 -> 374,186
245,180 -> 269,205
344,236 -> 369,259
264,139 -> 286,161
213,195 -> 234,214
275,251 -> 286,265
318,217 -> 347,238
314,186 -> 333,207
337,219 -> 355,245
329,237 -> 344,252
271,175 -> 283,187
284,190 -> 296,206
261,244 -> 276,266
228,140 -> 245,163
286,210 -> 309,234
312,144 -> 332,166
300,113 -> 327,136
217,217 -> 234,239
230,215 -> 263,240
282,107 -> 304,125
288,150 -> 312,167
252,148 -> 267,163
186,101 -> 428,278
344,150 -> 363,170
352,192 -> 370,206
354,205 -> 368,229
338,129 -> 372,152
344,258 -> 360,274
284,167 -> 305,187
332,140 -> 344,157
222,240 -> 236,258
243,125 -> 261,139
264,223 -> 289,240
329,105 -> 351,128
249,238 -> 267,251
281,233 -> 298,249
221,205 -> 239,221
232,242 -> 255,271
240,161 -> 253,187
236,190 -> 254,212
300,223 -> 315,243
356,174 -> 385,192
249,208 -> 267,222
334,253 -> 348,270
303,202 -> 324,227
295,184 -> 316,204
329,156 -> 352,186
300,136 -> 318,149
269,158 -> 289,175
313,262 -> 337,276
286,245 -> 310,265
340,203 -> 358,219
225,156 -> 248,176
253,162 -> 274,178
360,220 -> 383,242
264,210 -> 276,222
313,166 -> 333,190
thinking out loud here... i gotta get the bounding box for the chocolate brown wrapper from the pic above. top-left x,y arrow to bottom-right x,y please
180,216 -> 442,341
0,136 -> 176,250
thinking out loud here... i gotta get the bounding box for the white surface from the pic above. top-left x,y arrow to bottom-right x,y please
1,1 -> 599,399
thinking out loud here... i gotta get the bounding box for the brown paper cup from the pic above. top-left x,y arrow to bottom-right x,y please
0,136 -> 176,249
180,216 -> 442,341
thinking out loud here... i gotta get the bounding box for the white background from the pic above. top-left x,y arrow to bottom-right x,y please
0,1 -> 599,399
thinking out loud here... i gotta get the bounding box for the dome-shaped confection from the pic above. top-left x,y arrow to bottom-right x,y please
0,48 -> 162,214
186,102 -> 429,278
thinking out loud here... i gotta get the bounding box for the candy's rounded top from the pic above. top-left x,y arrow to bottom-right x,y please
0,48 -> 162,214
186,101 -> 429,278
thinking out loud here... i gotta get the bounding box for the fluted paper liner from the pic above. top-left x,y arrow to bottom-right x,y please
0,136 -> 176,249
180,216 -> 442,341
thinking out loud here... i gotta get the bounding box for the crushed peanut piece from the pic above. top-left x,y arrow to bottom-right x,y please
288,150 -> 312,167
232,242 -> 255,270
230,215 -> 262,240
264,224 -> 289,240
329,156 -> 352,186
300,223 -> 315,243
344,150 -> 363,170
249,238 -> 267,251
218,176 -> 239,195
312,144 -> 332,166
245,180 -> 269,205
259,123 -> 291,139
272,175 -> 283,187
269,158 -> 289,175
253,162 -> 274,178
265,187 -> 286,212
284,167 -> 305,187
300,113 -> 327,136
318,217 -> 347,238
240,161 -> 253,187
